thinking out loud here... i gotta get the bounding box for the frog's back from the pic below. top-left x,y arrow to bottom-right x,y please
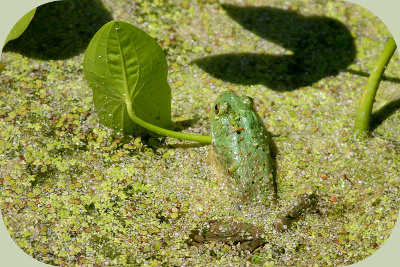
211,91 -> 277,206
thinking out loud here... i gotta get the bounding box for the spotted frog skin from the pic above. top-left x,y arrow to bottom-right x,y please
210,91 -> 277,206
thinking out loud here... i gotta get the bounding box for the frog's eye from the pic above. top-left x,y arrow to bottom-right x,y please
214,103 -> 221,114
241,96 -> 254,108
214,102 -> 228,116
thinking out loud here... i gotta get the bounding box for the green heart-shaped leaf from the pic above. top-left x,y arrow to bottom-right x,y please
4,8 -> 36,47
83,20 -> 171,136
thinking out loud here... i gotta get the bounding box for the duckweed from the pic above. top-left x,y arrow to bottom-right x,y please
1,0 -> 400,266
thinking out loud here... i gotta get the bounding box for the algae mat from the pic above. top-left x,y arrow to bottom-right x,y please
1,0 -> 400,265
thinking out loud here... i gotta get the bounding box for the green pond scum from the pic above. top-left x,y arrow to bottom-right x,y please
1,0 -> 400,266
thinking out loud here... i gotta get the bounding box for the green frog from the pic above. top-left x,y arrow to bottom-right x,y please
210,91 -> 278,206
190,91 -> 317,250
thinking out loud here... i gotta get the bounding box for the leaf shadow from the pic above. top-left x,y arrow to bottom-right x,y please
347,69 -> 400,84
3,0 -> 113,60
170,116 -> 202,132
194,4 -> 356,91
370,98 -> 400,132
166,142 -> 210,149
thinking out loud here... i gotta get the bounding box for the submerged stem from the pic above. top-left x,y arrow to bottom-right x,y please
354,35 -> 397,139
126,101 -> 212,144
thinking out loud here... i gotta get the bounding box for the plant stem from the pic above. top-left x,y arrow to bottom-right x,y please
126,100 -> 212,144
354,35 -> 397,139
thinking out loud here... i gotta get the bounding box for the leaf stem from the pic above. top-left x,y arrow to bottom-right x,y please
354,35 -> 397,139
126,101 -> 212,144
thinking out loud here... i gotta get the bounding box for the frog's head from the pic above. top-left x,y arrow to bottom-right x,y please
210,91 -> 256,141
212,91 -> 254,117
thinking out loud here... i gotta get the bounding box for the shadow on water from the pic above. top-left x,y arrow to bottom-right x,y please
3,0 -> 113,60
347,69 -> 400,84
171,116 -> 202,132
194,4 -> 356,91
370,98 -> 400,132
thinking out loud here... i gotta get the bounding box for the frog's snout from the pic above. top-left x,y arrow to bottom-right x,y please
241,96 -> 254,109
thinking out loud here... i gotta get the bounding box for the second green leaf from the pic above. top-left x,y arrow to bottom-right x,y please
83,20 -> 171,136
